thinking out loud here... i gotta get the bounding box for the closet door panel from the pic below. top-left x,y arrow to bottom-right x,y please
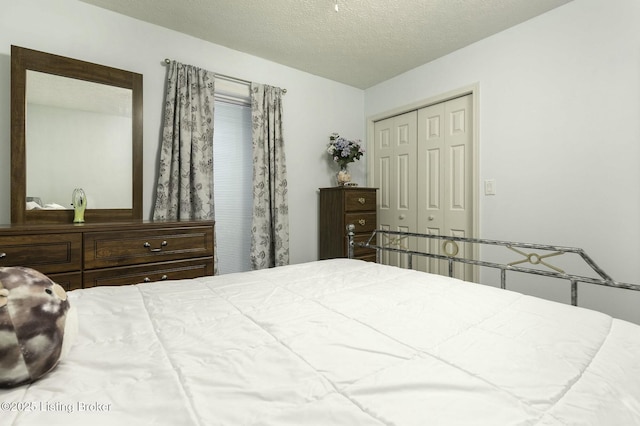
444,96 -> 473,281
418,103 -> 445,273
376,117 -> 393,223
374,111 -> 417,268
417,95 -> 473,279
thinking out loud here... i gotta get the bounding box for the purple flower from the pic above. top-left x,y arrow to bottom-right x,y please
327,133 -> 364,168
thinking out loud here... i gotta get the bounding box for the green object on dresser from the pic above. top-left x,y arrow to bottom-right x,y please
71,188 -> 86,223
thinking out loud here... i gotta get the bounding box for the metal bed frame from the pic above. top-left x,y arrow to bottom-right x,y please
347,225 -> 640,306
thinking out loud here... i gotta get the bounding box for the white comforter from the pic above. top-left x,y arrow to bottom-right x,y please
2,259 -> 639,425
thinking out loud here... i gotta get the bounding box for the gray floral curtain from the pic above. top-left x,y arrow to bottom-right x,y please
153,61 -> 217,273
153,61 -> 215,221
250,83 -> 289,269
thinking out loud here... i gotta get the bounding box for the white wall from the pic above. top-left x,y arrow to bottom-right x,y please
365,0 -> 640,323
0,0 -> 364,265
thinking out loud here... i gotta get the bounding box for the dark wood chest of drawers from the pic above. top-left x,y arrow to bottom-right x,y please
319,187 -> 377,261
0,220 -> 214,290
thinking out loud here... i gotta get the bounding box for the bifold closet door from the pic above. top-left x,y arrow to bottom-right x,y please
374,111 -> 417,268
373,95 -> 473,278
417,95 -> 473,280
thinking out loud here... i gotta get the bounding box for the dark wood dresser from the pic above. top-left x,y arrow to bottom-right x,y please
0,220 -> 214,290
319,187 -> 377,261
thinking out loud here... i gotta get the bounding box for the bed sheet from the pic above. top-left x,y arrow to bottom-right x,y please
1,259 -> 639,425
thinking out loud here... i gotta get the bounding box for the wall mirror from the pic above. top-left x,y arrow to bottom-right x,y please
11,45 -> 143,224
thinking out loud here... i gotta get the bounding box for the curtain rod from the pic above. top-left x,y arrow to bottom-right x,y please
163,58 -> 286,94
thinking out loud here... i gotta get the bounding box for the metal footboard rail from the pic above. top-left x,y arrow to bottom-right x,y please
347,226 -> 640,306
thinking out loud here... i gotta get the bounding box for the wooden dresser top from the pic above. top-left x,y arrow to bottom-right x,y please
0,220 -> 215,236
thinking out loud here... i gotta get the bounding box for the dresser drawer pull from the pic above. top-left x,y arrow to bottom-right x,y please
0,252 -> 6,259
358,197 -> 366,205
143,274 -> 168,283
143,240 -> 168,252
358,219 -> 366,226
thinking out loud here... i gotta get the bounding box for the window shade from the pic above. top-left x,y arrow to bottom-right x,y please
213,101 -> 252,274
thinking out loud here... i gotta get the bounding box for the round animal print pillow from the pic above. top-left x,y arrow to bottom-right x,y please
0,266 -> 77,388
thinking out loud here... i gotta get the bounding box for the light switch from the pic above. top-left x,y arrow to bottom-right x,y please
485,179 -> 496,195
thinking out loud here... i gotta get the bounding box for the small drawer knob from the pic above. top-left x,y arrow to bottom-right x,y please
143,277 -> 151,283
358,197 -> 366,205
358,219 -> 366,226
0,252 -> 6,259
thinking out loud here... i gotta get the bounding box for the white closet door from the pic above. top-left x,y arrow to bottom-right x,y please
373,95 -> 473,278
416,102 -> 446,274
374,111 -> 417,268
417,94 -> 473,280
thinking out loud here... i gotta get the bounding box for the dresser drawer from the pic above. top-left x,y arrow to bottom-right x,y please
83,258 -> 214,288
0,233 -> 82,274
84,226 -> 214,269
352,233 -> 377,257
345,212 -> 376,233
344,190 -> 377,212
48,272 -> 83,292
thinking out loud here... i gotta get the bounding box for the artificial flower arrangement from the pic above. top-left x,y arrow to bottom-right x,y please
327,133 -> 365,185
327,133 -> 364,168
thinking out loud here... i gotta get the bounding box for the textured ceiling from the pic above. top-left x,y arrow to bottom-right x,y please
79,0 -> 572,89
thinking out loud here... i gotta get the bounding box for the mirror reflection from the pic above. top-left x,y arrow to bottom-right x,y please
25,71 -> 133,210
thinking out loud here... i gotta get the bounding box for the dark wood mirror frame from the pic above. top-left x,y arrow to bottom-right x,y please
10,45 -> 143,224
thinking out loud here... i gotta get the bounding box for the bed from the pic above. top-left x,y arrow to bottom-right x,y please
1,232 -> 640,425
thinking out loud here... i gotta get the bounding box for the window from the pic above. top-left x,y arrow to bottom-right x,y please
213,99 -> 252,274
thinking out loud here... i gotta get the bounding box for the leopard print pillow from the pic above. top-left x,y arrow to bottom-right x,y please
0,266 -> 77,388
